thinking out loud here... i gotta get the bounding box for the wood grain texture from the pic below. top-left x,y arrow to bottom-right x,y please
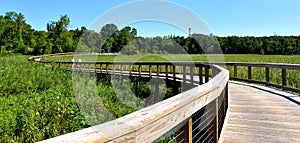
221,81 -> 300,143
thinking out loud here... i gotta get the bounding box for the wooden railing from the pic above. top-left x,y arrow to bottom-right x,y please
36,61 -> 229,143
208,62 -> 300,94
39,60 -> 300,94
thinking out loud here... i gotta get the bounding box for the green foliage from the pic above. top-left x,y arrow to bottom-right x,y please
0,55 -> 89,142
0,55 -> 179,142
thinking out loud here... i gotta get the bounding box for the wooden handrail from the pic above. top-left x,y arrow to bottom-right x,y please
36,60 -> 229,143
216,62 -> 300,93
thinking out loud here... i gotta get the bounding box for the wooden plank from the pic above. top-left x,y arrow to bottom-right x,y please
223,82 -> 300,143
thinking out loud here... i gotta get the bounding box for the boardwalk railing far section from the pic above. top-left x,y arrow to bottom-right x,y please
211,62 -> 300,94
38,61 -> 230,143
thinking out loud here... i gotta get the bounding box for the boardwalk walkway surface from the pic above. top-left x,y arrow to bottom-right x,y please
221,81 -> 300,143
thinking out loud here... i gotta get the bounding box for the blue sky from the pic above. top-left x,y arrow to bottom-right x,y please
0,0 -> 300,37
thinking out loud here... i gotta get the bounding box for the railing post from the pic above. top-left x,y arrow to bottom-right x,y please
199,65 -> 203,84
106,64 -> 110,74
214,98 -> 219,143
94,64 -> 96,73
120,64 -> 123,85
282,68 -> 287,88
120,64 -> 123,74
248,66 -> 252,81
266,67 -> 270,85
178,117 -> 192,143
130,65 -> 133,76
183,65 -> 186,82
100,64 -> 103,74
139,65 -> 142,76
165,64 -> 168,80
149,65 -> 152,78
173,65 -> 176,81
234,65 -> 237,78
157,65 -> 160,78
112,64 -> 115,75
205,66 -> 210,83
190,66 -> 194,83
159,65 -> 162,73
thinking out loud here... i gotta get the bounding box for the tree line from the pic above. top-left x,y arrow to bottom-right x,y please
1,11 -> 300,55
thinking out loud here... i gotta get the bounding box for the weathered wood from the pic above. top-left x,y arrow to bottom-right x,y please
282,68 -> 287,87
190,66 -> 194,83
214,98 -> 219,143
183,65 -> 186,82
247,66 -> 252,80
130,65 -> 133,76
265,67 -> 270,83
222,82 -> 300,143
157,65 -> 160,78
199,65 -> 203,84
149,64 -> 152,78
165,64 -> 168,80
100,64 -> 103,74
205,66 -> 210,83
106,64 -> 109,74
183,117 -> 192,143
139,65 -> 142,76
173,65 -> 176,81
234,65 -> 237,78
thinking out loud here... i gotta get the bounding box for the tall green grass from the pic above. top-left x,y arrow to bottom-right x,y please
0,55 -> 179,142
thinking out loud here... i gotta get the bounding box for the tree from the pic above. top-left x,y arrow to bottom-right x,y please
100,23 -> 118,40
47,15 -> 74,53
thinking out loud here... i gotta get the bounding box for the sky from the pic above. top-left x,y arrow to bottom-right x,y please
0,0 -> 300,37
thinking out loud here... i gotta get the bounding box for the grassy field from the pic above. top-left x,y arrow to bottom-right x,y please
1,55 -> 167,142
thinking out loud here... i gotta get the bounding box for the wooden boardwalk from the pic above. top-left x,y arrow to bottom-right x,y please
221,81 -> 300,143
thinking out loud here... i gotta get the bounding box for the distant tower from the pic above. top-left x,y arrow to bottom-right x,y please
189,28 -> 191,37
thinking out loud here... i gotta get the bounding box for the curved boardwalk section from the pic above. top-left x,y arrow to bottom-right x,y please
222,81 -> 300,143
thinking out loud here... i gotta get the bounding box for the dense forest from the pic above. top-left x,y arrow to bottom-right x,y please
1,11 -> 300,55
